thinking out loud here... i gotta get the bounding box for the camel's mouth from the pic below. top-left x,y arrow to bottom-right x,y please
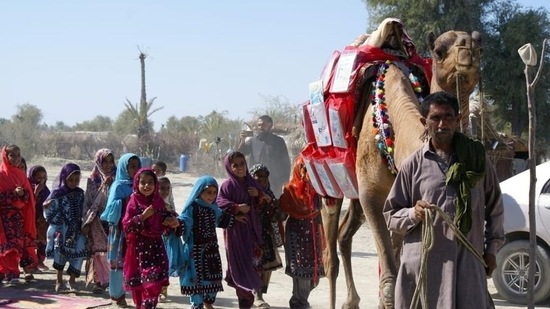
444,72 -> 480,93
455,45 -> 481,67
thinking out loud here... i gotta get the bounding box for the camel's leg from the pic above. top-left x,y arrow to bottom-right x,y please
321,197 -> 343,309
359,185 -> 397,309
337,198 -> 365,309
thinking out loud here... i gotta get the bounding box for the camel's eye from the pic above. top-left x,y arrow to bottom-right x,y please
434,48 -> 445,61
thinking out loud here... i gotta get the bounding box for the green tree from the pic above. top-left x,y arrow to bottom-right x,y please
113,109 -> 138,137
164,115 -> 201,136
250,95 -> 301,130
198,110 -> 242,152
5,104 -> 44,158
74,115 -> 113,132
0,118 -> 12,146
157,115 -> 201,163
51,121 -> 73,132
483,1 -> 550,137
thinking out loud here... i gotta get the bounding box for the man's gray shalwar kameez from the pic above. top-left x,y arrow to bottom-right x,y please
383,142 -> 504,309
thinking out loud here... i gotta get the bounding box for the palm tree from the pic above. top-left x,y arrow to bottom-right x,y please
124,51 -> 163,140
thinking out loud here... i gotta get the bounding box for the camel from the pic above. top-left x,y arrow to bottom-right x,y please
320,26 -> 482,309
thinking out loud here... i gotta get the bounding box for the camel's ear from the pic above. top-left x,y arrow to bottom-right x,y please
426,32 -> 436,52
472,31 -> 482,45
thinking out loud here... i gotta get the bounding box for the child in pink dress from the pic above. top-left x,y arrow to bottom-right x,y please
122,168 -> 179,309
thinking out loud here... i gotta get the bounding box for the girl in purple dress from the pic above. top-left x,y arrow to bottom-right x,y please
217,151 -> 271,309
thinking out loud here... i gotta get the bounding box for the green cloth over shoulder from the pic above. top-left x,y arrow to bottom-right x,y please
445,132 -> 486,234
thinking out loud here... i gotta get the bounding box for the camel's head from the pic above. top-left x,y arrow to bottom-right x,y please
427,30 -> 482,95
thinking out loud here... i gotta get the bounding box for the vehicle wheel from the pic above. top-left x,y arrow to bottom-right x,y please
493,240 -> 550,304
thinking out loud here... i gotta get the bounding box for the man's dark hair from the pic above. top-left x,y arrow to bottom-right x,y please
153,160 -> 167,173
420,91 -> 459,117
258,115 -> 273,124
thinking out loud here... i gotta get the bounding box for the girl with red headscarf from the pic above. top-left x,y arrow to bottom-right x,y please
0,145 -> 37,283
122,168 -> 179,309
279,156 -> 325,309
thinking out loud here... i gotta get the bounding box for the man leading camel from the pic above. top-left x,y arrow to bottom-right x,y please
383,91 -> 504,308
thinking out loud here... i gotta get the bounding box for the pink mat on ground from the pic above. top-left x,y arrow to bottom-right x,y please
0,287 -> 112,308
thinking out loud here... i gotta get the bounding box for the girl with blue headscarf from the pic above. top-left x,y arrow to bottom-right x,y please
176,175 -> 245,309
100,153 -> 141,306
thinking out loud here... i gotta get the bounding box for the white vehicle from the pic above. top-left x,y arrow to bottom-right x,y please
493,161 -> 550,304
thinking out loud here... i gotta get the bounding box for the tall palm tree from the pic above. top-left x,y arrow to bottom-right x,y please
124,51 -> 163,139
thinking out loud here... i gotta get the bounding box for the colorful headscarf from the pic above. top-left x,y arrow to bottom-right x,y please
101,153 -> 139,224
0,146 -> 33,198
90,148 -> 115,185
0,145 -> 36,241
47,163 -> 83,200
123,168 -> 166,237
279,156 -> 319,219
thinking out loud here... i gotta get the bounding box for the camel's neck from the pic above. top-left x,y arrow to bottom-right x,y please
383,65 -> 426,167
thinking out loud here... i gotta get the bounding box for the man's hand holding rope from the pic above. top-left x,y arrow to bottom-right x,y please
412,200 -> 496,276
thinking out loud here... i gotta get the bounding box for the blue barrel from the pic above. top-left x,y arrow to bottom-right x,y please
140,157 -> 152,168
179,154 -> 189,172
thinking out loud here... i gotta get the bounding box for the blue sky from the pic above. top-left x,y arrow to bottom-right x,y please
2,0 -> 548,130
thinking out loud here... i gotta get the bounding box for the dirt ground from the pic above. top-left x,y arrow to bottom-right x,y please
8,159 -> 550,309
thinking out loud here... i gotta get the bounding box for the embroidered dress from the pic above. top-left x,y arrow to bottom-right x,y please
82,149 -> 115,289
249,164 -> 283,272
45,163 -> 87,276
123,168 -> 173,309
175,176 -> 235,309
179,177 -> 234,296
83,149 -> 115,254
279,157 -> 325,309
279,157 -> 324,280
0,146 -> 37,280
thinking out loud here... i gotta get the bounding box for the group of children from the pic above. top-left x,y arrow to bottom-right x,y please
0,144 -> 325,309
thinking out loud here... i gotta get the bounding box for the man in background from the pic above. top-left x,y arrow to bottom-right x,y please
237,115 -> 291,198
